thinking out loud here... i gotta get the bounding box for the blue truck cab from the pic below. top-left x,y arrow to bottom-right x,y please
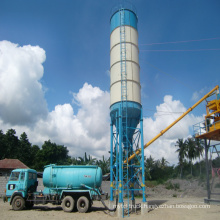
5,169 -> 37,210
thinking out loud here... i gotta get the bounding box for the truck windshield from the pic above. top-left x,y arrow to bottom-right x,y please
9,172 -> 20,181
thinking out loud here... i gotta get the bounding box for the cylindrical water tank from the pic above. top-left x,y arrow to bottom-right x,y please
43,165 -> 102,189
110,8 -> 141,106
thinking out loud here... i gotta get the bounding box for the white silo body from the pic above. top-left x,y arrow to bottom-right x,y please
110,10 -> 141,106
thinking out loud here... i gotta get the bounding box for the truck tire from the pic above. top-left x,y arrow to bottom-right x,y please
61,196 -> 75,212
12,195 -> 25,211
77,196 -> 89,213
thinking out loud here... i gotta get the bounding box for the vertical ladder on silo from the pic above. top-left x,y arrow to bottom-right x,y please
120,8 -> 129,217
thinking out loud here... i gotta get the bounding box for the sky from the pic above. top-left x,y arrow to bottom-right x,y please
0,0 -> 219,165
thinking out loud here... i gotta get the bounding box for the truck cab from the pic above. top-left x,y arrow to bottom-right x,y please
5,169 -> 38,209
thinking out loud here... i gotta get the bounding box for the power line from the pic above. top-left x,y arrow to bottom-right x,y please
140,37 -> 220,46
140,49 -> 220,52
144,108 -> 184,114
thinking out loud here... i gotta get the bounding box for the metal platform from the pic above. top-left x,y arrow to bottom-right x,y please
196,128 -> 220,141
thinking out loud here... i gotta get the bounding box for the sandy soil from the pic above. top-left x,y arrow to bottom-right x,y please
145,178 -> 209,198
1,178 -> 220,219
1,197 -> 220,220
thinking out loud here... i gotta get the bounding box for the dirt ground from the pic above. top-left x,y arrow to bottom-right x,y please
1,197 -> 220,220
1,178 -> 220,219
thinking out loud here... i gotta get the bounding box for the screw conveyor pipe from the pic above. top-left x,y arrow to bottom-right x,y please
124,85 -> 219,164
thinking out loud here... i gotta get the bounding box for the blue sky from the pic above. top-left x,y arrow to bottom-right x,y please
1,0 -> 219,113
0,0 -> 219,163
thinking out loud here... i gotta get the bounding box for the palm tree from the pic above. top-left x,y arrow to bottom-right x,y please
160,157 -> 169,169
87,154 -> 97,165
144,155 -> 155,179
194,137 -> 204,175
96,156 -> 109,174
71,157 -> 81,165
176,138 -> 187,178
77,152 -> 97,165
186,137 -> 197,176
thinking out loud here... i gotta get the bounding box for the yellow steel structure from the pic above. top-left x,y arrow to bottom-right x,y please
192,86 -> 220,204
125,85 -> 219,163
206,99 -> 220,132
195,89 -> 220,141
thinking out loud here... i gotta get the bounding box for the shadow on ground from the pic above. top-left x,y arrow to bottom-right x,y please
147,200 -> 168,212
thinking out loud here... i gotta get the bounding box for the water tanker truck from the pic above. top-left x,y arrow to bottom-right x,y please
4,164 -> 110,213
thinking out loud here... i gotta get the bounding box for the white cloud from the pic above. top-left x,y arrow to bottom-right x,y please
0,40 -> 111,159
0,40 -> 204,163
29,83 -> 111,158
72,83 -> 110,138
143,95 -> 203,164
0,40 -> 48,125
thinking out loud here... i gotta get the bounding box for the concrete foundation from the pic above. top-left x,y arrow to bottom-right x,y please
116,202 -> 124,217
131,199 -> 136,213
108,200 -> 116,216
141,201 -> 148,215
109,200 -> 115,209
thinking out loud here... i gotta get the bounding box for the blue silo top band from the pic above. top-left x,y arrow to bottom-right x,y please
110,9 -> 138,32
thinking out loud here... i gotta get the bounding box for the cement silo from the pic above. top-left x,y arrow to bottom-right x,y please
109,3 -> 147,217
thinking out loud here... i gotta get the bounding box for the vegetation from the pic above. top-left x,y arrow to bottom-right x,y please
165,181 -> 180,190
0,129 -> 110,172
144,137 -> 220,184
0,129 -> 219,181
175,137 -> 206,178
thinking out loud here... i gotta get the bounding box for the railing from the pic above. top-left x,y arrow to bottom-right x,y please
193,121 -> 207,137
193,119 -> 220,137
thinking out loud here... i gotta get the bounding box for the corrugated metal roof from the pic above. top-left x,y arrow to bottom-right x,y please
0,159 -> 29,169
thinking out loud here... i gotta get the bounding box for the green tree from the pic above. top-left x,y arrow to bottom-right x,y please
176,138 -> 187,178
4,129 -> 20,159
186,137 -> 197,176
77,152 -> 97,165
194,138 -> 204,175
71,157 -> 81,165
19,132 -> 32,166
86,154 -> 97,165
30,145 -> 41,169
145,155 -> 155,179
78,152 -> 89,165
0,130 -> 7,159
36,140 -> 70,171
160,157 -> 169,169
96,156 -> 109,175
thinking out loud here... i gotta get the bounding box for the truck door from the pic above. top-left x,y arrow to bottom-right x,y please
18,171 -> 25,190
6,171 -> 24,198
27,172 -> 37,192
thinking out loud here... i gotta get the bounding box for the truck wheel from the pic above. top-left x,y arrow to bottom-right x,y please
12,195 -> 25,211
61,196 -> 75,212
77,196 -> 89,213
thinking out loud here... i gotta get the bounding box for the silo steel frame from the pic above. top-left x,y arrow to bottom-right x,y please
110,105 -> 146,216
